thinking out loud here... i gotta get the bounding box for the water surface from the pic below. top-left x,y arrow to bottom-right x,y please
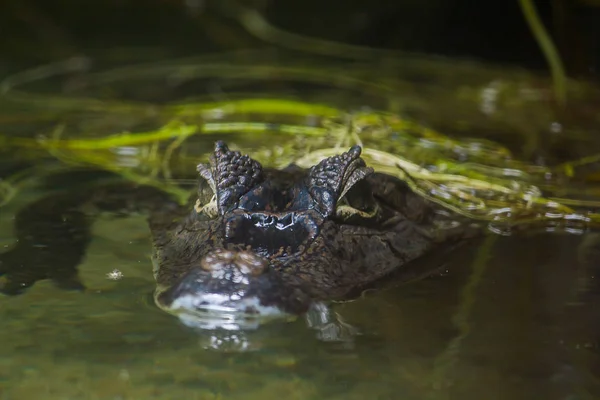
1,152 -> 600,400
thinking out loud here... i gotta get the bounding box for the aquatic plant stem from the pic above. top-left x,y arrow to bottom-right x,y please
519,0 -> 567,105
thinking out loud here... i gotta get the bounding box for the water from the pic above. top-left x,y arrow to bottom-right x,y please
1,156 -> 599,399
1,1 -> 600,397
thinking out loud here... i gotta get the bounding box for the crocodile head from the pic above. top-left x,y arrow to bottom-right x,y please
152,141 -> 436,330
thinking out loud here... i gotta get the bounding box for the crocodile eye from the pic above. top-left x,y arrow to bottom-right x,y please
194,179 -> 219,219
194,195 -> 218,219
197,177 -> 214,204
335,178 -> 379,221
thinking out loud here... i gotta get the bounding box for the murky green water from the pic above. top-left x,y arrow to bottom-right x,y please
1,151 -> 600,400
1,2 -> 600,396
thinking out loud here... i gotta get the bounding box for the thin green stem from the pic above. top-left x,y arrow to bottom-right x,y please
519,0 -> 567,105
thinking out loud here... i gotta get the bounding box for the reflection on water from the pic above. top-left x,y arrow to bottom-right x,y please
1,161 -> 600,400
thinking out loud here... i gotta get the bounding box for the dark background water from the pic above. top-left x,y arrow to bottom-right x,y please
0,0 -> 598,75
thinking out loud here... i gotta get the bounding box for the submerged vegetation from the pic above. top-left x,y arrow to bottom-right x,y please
0,52 -> 599,234
0,2 -> 596,255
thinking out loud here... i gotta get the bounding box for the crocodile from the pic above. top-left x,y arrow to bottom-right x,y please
0,141 -> 476,330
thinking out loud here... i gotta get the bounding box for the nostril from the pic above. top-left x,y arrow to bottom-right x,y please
235,251 -> 268,276
200,249 -> 268,277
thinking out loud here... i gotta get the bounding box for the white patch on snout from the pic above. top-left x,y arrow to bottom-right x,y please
208,269 -> 250,285
167,293 -> 288,331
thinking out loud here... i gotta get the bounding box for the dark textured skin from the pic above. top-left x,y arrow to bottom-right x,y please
0,141 -> 475,320
151,142 -> 474,316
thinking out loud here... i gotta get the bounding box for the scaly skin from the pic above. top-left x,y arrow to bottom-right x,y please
151,142 -> 474,324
